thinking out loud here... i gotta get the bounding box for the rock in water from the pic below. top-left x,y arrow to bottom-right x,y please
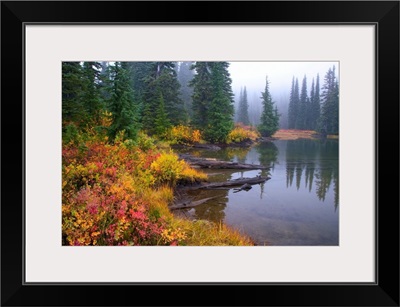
242,183 -> 252,190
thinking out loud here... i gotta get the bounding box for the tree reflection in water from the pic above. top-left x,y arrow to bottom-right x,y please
285,139 -> 339,211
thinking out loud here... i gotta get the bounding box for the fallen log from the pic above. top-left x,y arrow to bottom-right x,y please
179,154 -> 270,170
171,144 -> 221,151
169,196 -> 220,210
196,176 -> 270,190
192,144 -> 221,151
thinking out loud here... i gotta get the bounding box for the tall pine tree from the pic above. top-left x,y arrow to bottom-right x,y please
82,62 -> 104,125
156,62 -> 186,125
128,61 -> 153,120
62,62 -> 86,126
154,93 -> 171,136
318,66 -> 339,135
189,62 -> 213,130
309,74 -> 321,130
108,62 -> 140,141
298,75 -> 308,129
204,62 -> 235,143
288,77 -> 300,129
258,76 -> 280,137
99,61 -> 112,103
237,86 -> 250,125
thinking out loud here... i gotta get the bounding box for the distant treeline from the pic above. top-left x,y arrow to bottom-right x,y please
235,65 -> 339,136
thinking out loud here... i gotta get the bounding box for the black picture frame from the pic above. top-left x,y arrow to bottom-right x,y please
1,1 -> 399,306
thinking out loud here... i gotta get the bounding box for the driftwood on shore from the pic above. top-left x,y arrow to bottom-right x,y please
179,154 -> 270,170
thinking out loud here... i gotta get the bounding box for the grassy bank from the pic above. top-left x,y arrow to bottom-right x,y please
272,129 -> 338,140
272,129 -> 319,140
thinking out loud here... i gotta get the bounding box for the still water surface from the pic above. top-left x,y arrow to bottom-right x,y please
178,139 -> 339,246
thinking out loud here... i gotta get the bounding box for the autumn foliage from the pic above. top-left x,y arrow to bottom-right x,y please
62,134 -> 207,246
226,123 -> 260,144
164,125 -> 202,145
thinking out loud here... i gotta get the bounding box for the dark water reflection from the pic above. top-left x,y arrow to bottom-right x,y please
178,139 -> 339,246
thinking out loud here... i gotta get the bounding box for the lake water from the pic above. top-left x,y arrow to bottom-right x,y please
177,139 -> 339,246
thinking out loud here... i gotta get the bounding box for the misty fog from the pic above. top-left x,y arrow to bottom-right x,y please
228,62 -> 339,128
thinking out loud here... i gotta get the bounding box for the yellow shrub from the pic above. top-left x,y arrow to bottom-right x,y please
150,152 -> 186,185
150,151 -> 207,186
227,124 -> 260,143
165,125 -> 202,144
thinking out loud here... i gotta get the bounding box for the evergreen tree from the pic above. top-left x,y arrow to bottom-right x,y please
176,61 -> 195,119
129,62 -> 153,98
258,76 -> 280,137
99,61 -> 112,102
203,62 -> 235,143
155,63 -> 186,125
219,62 -> 235,106
298,75 -> 308,129
141,63 -> 159,133
318,66 -> 339,135
288,77 -> 300,129
154,93 -> 171,135
108,62 -> 140,140
237,86 -> 250,125
62,62 -> 86,125
141,62 -> 186,134
82,62 -> 104,124
293,78 -> 300,128
189,62 -> 213,130
128,62 -> 153,119
309,75 -> 321,130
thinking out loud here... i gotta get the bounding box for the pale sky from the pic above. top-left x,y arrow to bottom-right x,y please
228,61 -> 339,103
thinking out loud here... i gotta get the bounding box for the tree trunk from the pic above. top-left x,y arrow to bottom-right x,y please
190,176 -> 270,190
179,154 -> 270,170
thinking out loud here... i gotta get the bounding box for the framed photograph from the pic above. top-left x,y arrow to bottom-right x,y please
2,1 -> 399,306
